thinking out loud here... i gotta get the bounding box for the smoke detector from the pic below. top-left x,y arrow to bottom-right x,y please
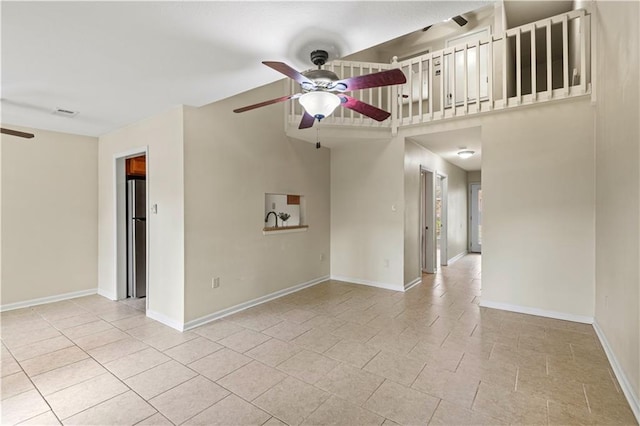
52,108 -> 79,118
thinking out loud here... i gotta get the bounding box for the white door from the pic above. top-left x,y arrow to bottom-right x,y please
421,168 -> 436,273
470,183 -> 482,253
444,29 -> 490,106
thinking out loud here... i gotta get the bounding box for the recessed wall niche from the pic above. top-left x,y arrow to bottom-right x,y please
264,193 -> 307,232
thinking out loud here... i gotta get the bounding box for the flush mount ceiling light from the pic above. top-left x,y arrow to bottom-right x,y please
298,91 -> 341,120
457,149 -> 475,159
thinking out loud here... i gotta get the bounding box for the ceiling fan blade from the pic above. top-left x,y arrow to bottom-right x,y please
334,68 -> 406,92
1,128 -> 34,139
233,93 -> 301,113
339,95 -> 391,122
298,112 -> 315,129
263,61 -> 315,88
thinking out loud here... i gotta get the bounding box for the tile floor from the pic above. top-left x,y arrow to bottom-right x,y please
1,254 -> 637,425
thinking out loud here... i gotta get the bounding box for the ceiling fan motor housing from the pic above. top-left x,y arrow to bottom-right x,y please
310,50 -> 329,67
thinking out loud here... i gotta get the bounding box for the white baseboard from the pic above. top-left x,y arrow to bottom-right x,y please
330,275 -> 405,292
97,288 -> 117,301
147,309 -> 184,332
183,275 -> 330,331
404,277 -> 422,291
447,250 -> 468,265
0,288 -> 98,312
593,321 -> 640,423
478,299 -> 594,324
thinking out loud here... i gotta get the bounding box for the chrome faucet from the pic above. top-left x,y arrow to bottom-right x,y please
265,211 -> 278,227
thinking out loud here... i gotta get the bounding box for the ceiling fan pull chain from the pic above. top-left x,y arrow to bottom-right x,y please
316,127 -> 321,149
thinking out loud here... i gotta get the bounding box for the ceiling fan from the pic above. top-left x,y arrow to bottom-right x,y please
1,128 -> 34,139
233,50 -> 407,129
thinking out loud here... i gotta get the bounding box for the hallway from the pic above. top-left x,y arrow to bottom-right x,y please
1,255 -> 636,425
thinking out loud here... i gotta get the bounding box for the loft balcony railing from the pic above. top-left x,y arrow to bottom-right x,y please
287,9 -> 591,133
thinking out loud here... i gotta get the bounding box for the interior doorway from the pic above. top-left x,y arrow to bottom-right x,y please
436,173 -> 448,266
115,149 -> 148,312
420,167 -> 436,273
470,182 -> 482,253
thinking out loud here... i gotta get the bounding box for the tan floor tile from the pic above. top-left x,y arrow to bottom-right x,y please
188,348 -> 252,381
301,314 -> 345,334
1,389 -> 51,425
111,314 -> 155,331
335,308 -> 380,326
46,373 -> 128,420
411,365 -> 479,409
149,375 -> 229,425
277,350 -> 339,384
217,329 -> 271,353
1,355 -> 23,377
1,325 -> 61,349
245,338 -> 303,367
225,310 -> 284,332
63,390 -> 156,425
303,395 -> 384,426
21,346 -> 88,377
87,337 -> 149,364
471,381 -> 547,424
71,327 -> 130,351
46,313 -> 99,330
278,308 -> 318,324
193,320 -> 245,341
97,306 -> 141,323
125,360 -> 197,400
217,360 -> 287,401
254,376 -> 330,426
184,393 -> 271,425
1,371 -> 34,400
263,417 -> 287,426
127,322 -> 174,340
547,355 -> 614,386
429,399 -> 507,425
164,336 -> 223,365
584,382 -> 638,424
315,363 -> 384,405
363,350 -> 425,386
31,358 -> 107,396
366,332 -> 419,356
324,339 -> 380,368
407,340 -> 463,372
363,380 -> 439,425
142,329 -> 198,351
331,322 -> 379,343
61,320 -> 114,340
456,352 -> 518,389
135,412 -> 174,426
517,366 -> 588,408
16,410 -> 60,425
10,336 -> 74,362
104,347 -> 171,379
292,328 -> 342,353
263,320 -> 313,341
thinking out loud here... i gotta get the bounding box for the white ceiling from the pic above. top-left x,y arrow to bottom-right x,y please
409,126 -> 482,171
1,1 -> 487,137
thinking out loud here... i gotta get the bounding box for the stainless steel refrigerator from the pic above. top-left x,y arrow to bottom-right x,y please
127,179 -> 146,298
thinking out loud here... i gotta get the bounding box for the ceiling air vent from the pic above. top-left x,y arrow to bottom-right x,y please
52,108 -> 79,118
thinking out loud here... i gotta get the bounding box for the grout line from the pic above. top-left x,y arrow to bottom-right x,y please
469,323 -> 478,337
582,383 -> 592,413
514,366 -> 519,391
607,367 -> 622,394
360,350 -> 382,370
545,355 -> 549,376
427,398 -> 442,424
470,380 -> 481,409
569,343 -> 576,361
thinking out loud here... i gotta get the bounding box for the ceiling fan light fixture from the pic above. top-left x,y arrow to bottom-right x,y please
299,92 -> 341,120
457,150 -> 475,159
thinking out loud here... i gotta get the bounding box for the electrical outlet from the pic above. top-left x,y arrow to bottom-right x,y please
212,277 -> 220,289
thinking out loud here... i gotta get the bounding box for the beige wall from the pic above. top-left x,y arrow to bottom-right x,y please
183,82 -> 330,323
404,140 -> 468,285
481,98 -> 595,319
330,136 -> 405,290
98,107 -> 185,326
1,127 -> 98,306
594,0 -> 640,406
467,170 -> 482,183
